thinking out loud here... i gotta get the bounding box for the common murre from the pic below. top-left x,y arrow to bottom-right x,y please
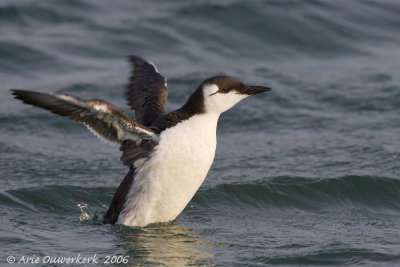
11,55 -> 271,227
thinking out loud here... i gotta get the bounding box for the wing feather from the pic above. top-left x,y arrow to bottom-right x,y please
11,89 -> 157,166
126,55 -> 168,127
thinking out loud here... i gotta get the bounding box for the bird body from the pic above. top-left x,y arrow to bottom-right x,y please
12,56 -> 271,227
119,113 -> 218,226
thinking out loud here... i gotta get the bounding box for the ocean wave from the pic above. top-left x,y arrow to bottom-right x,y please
2,175 -> 399,215
0,186 -> 112,213
193,176 -> 400,211
255,247 -> 399,265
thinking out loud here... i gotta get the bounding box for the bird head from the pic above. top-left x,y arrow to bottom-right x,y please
200,76 -> 271,114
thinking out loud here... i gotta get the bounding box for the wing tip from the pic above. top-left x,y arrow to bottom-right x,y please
10,88 -> 23,96
128,55 -> 146,65
10,89 -> 34,102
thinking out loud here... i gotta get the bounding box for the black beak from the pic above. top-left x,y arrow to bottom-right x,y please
245,86 -> 272,95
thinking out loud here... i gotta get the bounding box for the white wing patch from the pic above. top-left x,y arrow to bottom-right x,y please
85,124 -> 119,147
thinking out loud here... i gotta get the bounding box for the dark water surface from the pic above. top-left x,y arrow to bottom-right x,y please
1,0 -> 400,266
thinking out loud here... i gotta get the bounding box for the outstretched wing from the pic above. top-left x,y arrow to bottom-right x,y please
11,89 -> 157,166
126,55 -> 168,127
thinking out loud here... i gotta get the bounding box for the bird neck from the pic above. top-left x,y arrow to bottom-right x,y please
181,87 -> 205,115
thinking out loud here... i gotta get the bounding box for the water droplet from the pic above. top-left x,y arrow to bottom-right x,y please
77,202 -> 91,222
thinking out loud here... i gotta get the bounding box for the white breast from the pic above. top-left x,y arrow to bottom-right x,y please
118,113 -> 219,226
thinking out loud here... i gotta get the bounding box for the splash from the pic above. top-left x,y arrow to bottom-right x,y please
77,202 -> 91,222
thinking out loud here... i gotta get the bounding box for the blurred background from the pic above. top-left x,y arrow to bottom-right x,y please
1,0 -> 400,265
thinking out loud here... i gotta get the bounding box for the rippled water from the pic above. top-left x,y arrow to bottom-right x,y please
1,0 -> 400,265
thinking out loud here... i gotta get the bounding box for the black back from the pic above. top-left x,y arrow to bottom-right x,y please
150,85 -> 206,132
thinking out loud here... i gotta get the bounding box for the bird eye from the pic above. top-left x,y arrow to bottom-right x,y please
209,88 -> 221,96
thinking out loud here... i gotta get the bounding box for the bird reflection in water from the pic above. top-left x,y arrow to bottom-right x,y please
120,222 -> 216,266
